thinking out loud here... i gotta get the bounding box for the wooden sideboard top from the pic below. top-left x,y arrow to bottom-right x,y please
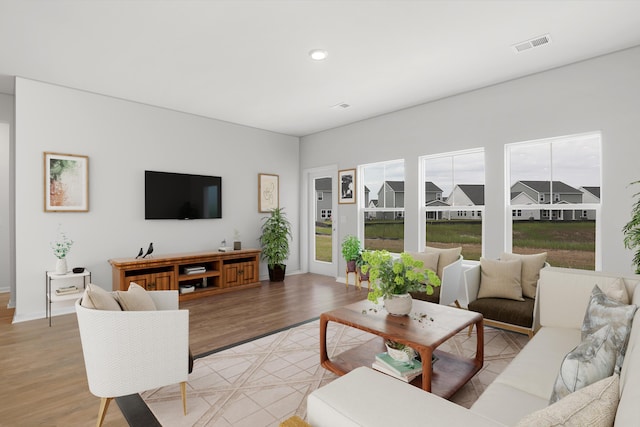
109,248 -> 261,268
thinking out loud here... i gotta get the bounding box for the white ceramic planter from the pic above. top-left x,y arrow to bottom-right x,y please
383,293 -> 413,316
55,258 -> 68,274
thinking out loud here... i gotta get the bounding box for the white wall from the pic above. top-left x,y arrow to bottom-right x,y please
301,46 -> 640,276
0,93 -> 14,306
14,78 -> 299,322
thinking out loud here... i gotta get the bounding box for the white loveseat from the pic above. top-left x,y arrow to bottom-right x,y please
307,267 -> 640,426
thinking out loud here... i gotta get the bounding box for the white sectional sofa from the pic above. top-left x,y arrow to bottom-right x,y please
307,267 -> 640,426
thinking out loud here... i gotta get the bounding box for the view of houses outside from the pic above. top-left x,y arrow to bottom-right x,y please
314,177 -> 332,262
352,133 -> 600,270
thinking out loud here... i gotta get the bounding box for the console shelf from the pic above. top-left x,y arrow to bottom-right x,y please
109,249 -> 261,301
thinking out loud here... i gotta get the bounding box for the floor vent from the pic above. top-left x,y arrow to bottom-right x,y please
513,34 -> 552,53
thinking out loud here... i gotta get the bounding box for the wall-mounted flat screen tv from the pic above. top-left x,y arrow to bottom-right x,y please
145,170 -> 222,219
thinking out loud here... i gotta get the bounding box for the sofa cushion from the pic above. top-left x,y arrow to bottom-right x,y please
468,296 -> 534,327
500,252 -> 547,299
114,282 -> 158,311
407,251 -> 439,276
517,374 -> 619,427
80,283 -> 122,311
425,246 -> 461,279
549,325 -> 616,403
477,258 -> 524,301
581,285 -> 637,374
410,285 -> 440,304
602,277 -> 630,305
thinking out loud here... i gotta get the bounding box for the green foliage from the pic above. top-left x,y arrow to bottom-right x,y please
341,235 -> 362,261
50,225 -> 73,259
259,207 -> 292,268
361,250 -> 440,302
623,181 -> 640,274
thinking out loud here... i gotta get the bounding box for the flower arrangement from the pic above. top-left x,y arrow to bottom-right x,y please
361,250 -> 440,302
51,227 -> 73,259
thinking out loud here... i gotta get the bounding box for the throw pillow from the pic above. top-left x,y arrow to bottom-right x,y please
80,283 -> 122,311
582,285 -> 637,374
407,251 -> 439,278
425,246 -> 461,278
602,277 -> 630,305
517,374 -> 619,427
549,325 -> 616,403
500,252 -> 547,299
114,282 -> 157,311
477,258 -> 524,301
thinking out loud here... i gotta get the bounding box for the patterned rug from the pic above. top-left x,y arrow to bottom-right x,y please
141,319 -> 528,426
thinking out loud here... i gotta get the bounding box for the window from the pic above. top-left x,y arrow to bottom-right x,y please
420,149 -> 485,261
506,132 -> 601,270
317,191 -> 323,201
320,209 -> 332,219
360,159 -> 405,253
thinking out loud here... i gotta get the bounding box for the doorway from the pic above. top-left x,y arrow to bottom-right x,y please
308,167 -> 337,276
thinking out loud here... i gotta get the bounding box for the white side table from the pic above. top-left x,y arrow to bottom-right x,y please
46,270 -> 91,326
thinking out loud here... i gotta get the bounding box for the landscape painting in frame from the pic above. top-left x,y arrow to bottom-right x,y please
258,173 -> 279,212
338,168 -> 356,204
44,152 -> 89,212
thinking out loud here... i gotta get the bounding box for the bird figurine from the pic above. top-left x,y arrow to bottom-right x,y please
142,242 -> 154,258
135,247 -> 143,259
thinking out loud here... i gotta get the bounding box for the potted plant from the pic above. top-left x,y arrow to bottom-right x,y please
259,207 -> 292,282
356,249 -> 370,283
623,180 -> 640,273
361,250 -> 440,316
341,235 -> 361,273
50,225 -> 73,274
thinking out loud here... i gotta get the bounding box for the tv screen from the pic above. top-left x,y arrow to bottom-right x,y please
145,170 -> 222,219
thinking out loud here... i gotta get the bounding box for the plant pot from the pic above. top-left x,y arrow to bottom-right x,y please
346,260 -> 357,273
385,342 -> 417,362
384,293 -> 413,316
55,258 -> 68,275
268,264 -> 286,282
357,266 -> 369,282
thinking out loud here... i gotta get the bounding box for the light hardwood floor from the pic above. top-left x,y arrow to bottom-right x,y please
0,273 -> 367,426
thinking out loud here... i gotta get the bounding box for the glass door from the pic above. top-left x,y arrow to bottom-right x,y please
309,168 -> 337,276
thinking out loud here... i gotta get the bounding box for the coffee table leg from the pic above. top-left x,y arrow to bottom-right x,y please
320,314 -> 329,366
475,318 -> 484,367
418,348 -> 433,392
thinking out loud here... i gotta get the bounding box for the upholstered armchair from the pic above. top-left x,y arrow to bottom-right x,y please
409,246 -> 464,307
464,253 -> 548,338
75,287 -> 189,427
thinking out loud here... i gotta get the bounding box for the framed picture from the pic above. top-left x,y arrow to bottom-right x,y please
258,173 -> 279,212
44,152 -> 89,212
338,168 -> 356,204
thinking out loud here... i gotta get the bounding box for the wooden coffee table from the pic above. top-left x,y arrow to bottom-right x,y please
320,299 -> 483,398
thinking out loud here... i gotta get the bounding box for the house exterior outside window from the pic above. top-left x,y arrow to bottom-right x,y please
420,148 -> 485,261
506,132 -> 601,270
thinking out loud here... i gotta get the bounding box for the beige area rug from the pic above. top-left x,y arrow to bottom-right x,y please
142,319 -> 528,426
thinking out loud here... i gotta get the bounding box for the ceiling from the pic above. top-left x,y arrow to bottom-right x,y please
1,0 -> 640,137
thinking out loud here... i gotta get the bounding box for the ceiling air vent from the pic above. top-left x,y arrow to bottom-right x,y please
513,34 -> 552,53
331,102 -> 351,110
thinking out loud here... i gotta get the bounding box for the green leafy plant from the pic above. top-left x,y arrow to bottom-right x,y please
361,250 -> 440,302
341,235 -> 362,262
50,226 -> 73,259
623,180 -> 640,273
259,207 -> 292,268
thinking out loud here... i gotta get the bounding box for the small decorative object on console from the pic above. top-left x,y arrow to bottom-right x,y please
73,267 -> 85,273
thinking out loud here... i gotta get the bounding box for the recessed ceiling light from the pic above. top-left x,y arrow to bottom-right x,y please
309,49 -> 328,61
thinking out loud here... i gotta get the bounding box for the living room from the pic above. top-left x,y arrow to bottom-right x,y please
2,1 -> 640,426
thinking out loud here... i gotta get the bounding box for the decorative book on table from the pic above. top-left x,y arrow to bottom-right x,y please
371,352 -> 439,382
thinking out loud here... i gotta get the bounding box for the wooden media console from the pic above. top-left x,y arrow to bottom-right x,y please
109,249 -> 261,301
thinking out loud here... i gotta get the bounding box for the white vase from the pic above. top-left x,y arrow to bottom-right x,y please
55,258 -> 68,275
383,293 -> 413,316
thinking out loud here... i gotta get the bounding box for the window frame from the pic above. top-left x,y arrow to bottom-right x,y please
504,131 -> 602,270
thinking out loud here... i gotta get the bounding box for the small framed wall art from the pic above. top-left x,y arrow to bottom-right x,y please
258,173 -> 279,212
44,152 -> 89,212
338,168 -> 356,204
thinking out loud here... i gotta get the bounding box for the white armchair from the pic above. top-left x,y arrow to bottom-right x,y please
410,253 -> 464,307
75,290 -> 189,427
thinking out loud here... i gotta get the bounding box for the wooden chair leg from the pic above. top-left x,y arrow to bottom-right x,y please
454,300 -> 461,309
467,324 -> 474,337
181,381 -> 187,415
96,397 -> 112,427
345,268 -> 349,289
